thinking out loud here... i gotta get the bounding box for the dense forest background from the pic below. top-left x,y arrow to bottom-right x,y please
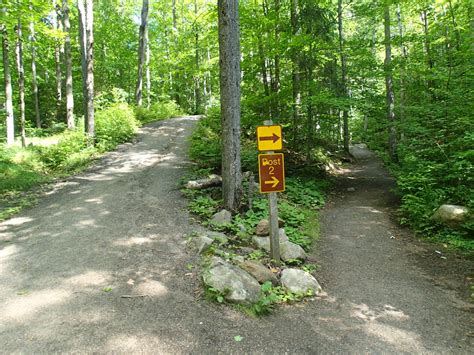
1,0 -> 473,248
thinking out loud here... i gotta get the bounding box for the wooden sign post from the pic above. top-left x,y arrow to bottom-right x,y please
257,121 -> 285,263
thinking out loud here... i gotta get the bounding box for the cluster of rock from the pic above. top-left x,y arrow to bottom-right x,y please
189,210 -> 322,305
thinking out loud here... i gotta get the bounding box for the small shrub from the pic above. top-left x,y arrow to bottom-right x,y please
95,103 -> 139,151
39,130 -> 90,171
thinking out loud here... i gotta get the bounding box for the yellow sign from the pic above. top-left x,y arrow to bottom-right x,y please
256,125 -> 283,152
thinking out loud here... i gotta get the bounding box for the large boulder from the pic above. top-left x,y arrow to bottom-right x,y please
280,242 -> 307,262
281,269 -> 322,295
432,205 -> 469,227
239,260 -> 279,285
203,260 -> 261,304
210,209 -> 232,226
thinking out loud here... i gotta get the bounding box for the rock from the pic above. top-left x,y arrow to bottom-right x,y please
281,269 -> 322,294
252,236 -> 270,251
279,228 -> 289,242
256,219 -> 285,236
210,209 -> 232,226
347,187 -> 356,192
203,261 -> 261,304
252,234 -> 291,252
239,247 -> 255,255
206,231 -> 228,245
432,205 -> 470,227
189,236 -> 214,254
280,241 -> 307,262
255,219 -> 269,236
239,260 -> 279,285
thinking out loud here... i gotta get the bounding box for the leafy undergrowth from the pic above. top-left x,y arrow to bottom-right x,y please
1,99 -> 182,221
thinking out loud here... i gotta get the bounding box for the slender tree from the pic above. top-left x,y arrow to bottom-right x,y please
338,0 -> 349,153
2,10 -> 15,146
384,4 -> 397,162
29,17 -> 41,128
63,0 -> 74,129
15,19 -> 26,147
52,0 -> 63,119
78,0 -> 94,139
135,0 -> 149,106
290,0 -> 300,143
218,0 -> 242,211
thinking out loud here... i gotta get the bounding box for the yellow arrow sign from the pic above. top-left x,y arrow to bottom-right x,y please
264,176 -> 279,188
256,125 -> 283,151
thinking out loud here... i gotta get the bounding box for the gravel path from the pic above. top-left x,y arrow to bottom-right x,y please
0,119 -> 472,353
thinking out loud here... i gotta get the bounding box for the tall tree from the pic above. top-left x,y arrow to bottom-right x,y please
15,18 -> 26,148
290,0 -> 301,143
2,9 -> 15,146
52,0 -> 63,119
135,0 -> 149,106
62,0 -> 74,129
383,4 -> 397,162
29,17 -> 41,128
337,0 -> 349,153
218,0 -> 242,211
78,0 -> 94,139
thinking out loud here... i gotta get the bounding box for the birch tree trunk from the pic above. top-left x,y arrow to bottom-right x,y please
338,0 -> 349,153
135,0 -> 149,106
29,19 -> 41,128
2,16 -> 15,146
384,5 -> 398,162
396,4 -> 406,140
15,20 -> 26,148
52,0 -> 62,119
63,0 -> 75,129
78,0 -> 94,139
218,0 -> 242,211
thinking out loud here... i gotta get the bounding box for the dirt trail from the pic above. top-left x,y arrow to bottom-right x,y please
0,121 -> 472,353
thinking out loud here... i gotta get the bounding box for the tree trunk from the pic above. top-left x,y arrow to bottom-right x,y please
193,0 -> 201,114
338,0 -> 349,153
2,17 -> 15,146
29,19 -> 41,128
78,0 -> 94,139
63,0 -> 74,129
52,0 -> 62,120
218,0 -> 242,211
396,4 -> 406,140
145,35 -> 151,108
135,0 -> 149,106
384,5 -> 397,162
15,20 -> 26,148
272,0 -> 281,119
290,0 -> 301,144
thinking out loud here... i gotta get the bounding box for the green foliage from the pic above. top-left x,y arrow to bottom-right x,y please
95,103 -> 139,151
188,195 -> 219,219
38,130 -> 93,172
134,101 -> 183,125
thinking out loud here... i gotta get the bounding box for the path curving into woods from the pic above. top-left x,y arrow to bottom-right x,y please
0,119 -> 472,353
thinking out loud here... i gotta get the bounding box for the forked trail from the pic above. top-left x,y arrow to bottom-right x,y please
0,119 -> 471,352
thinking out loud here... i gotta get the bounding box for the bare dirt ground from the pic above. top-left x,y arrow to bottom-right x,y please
0,118 -> 472,353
